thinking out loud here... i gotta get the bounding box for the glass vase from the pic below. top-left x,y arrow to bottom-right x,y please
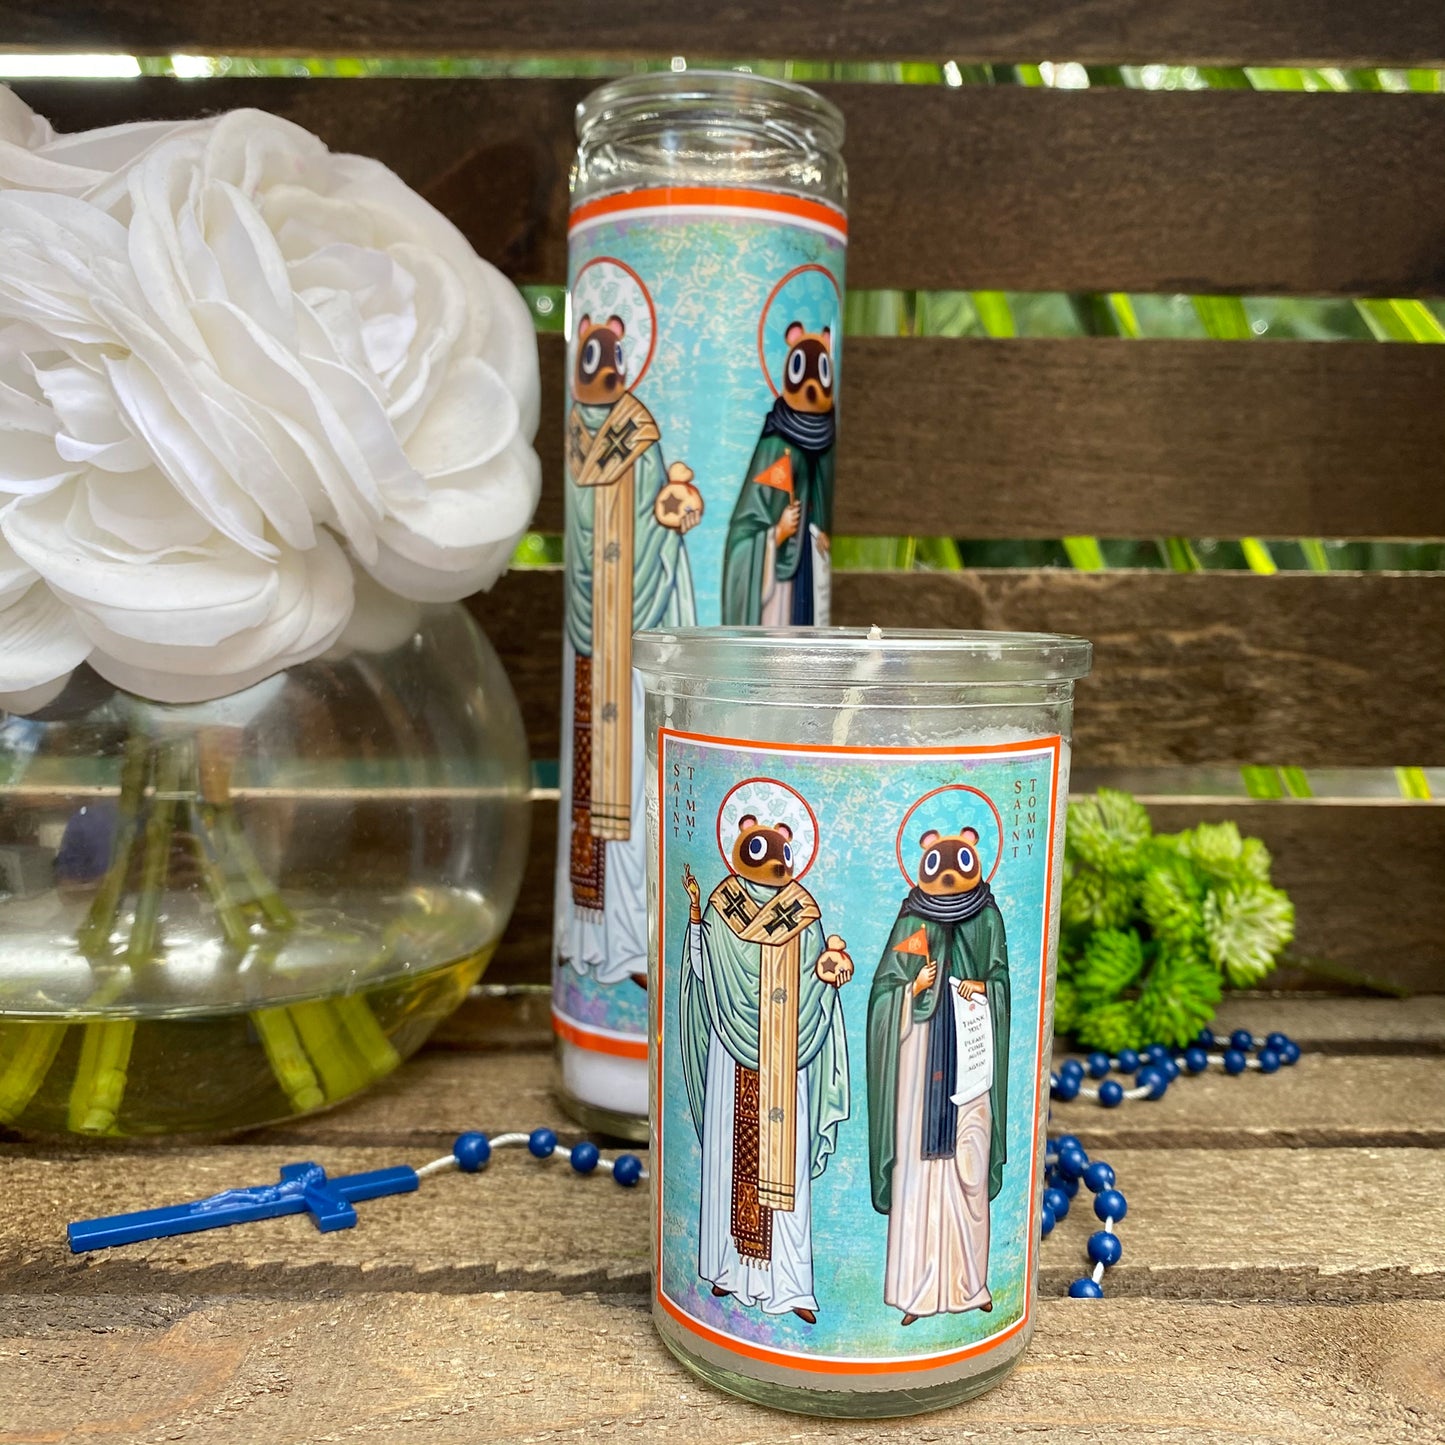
0,603 -> 529,1137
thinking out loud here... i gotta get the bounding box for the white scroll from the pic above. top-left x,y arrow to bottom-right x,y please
950,981 -> 994,1107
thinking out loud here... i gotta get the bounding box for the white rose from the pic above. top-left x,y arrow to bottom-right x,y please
0,94 -> 541,707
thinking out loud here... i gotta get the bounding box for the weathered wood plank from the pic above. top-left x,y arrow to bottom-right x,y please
16,79 -> 1445,296
0,1291 -> 1437,1443
475,570 -> 1445,770
252,1047 -> 1445,1153
1,1293 -> 1441,1444
2,1143 -> 1441,1299
528,335 -> 1445,541
6,0 -> 1445,66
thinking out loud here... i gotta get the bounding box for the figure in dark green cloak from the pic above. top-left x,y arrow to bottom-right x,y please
721,322 -> 835,626
866,826 -> 1010,1324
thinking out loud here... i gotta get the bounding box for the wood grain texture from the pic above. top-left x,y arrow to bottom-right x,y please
474,569 -> 1445,770
6,0 -> 1445,65
248,1046 -> 1445,1153
16,79 -> 1445,295
528,335 -> 1445,541
2,1143 -> 1441,1299
0,1294 -> 1439,1445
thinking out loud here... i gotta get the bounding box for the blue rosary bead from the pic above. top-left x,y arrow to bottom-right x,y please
1266,1031 -> 1290,1052
1184,1045 -> 1209,1074
1094,1188 -> 1128,1223
1115,1048 -> 1140,1073
1159,1056 -> 1180,1083
1136,1065 -> 1168,1100
1083,1160 -> 1115,1193
1057,1145 -> 1090,1180
1257,1047 -> 1281,1073
452,1132 -> 491,1173
1052,1071 -> 1081,1102
1222,1048 -> 1247,1076
1068,1277 -> 1104,1298
1054,1133 -> 1083,1156
528,1127 -> 558,1158
1098,1079 -> 1125,1108
613,1153 -> 644,1187
1196,1026 -> 1215,1048
1280,1039 -> 1301,1066
569,1140 -> 601,1174
1230,1028 -> 1254,1052
1060,1057 -> 1086,1082
1087,1230 -> 1123,1267
1086,1051 -> 1112,1079
1040,1202 -> 1056,1237
1056,1174 -> 1080,1199
1144,1043 -> 1170,1066
1043,1186 -> 1071,1221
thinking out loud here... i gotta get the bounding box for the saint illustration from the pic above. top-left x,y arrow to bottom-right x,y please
721,321 -> 835,626
866,808 -> 1011,1325
678,783 -> 852,1323
560,297 -> 703,985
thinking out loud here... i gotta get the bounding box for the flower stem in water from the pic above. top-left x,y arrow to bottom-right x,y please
67,1018 -> 136,1134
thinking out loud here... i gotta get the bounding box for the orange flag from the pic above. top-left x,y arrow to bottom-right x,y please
754,454 -> 793,496
893,926 -> 931,958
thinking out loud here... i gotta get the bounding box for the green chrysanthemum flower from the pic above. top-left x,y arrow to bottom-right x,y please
1074,999 -> 1140,1054
1135,948 -> 1223,1047
1203,882 -> 1295,986
1138,857 -> 1205,953
1074,927 -> 1145,1006
1053,977 -> 1080,1035
1061,863 -> 1135,933
1067,788 -> 1153,877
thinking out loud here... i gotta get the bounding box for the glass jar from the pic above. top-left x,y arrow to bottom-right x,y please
0,603 -> 529,1137
635,627 -> 1091,1417
554,72 -> 847,1138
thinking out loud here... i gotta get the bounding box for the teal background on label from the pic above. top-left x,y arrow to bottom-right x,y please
555,204 -> 845,1038
657,733 -> 1059,1364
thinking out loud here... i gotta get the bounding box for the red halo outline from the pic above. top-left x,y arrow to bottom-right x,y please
756,262 -> 842,399
895,784 -> 1005,887
573,255 -> 658,389
716,775 -> 820,882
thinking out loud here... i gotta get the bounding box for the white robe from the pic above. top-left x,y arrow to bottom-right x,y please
554,638 -> 648,986
884,1003 -> 993,1317
689,919 -> 818,1314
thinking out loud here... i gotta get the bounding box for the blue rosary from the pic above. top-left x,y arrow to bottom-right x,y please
69,1028 -> 1298,1306
1041,1027 -> 1300,1298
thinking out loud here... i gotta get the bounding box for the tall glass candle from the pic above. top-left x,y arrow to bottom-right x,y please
554,74 -> 847,1137
635,627 -> 1092,1416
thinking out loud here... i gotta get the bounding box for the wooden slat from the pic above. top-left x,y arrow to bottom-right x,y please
2,1141 -> 1440,1298
16,79 -> 1445,296
475,569 -> 1445,769
6,0 -> 1445,66
1,1294 -> 1440,1444
496,795 -> 1445,993
247,1047 -> 1445,1153
527,336 -> 1445,540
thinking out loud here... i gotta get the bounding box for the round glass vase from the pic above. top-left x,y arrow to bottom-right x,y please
635,626 -> 1091,1418
0,603 -> 530,1138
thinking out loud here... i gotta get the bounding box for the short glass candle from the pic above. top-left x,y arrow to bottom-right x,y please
635,626 -> 1091,1417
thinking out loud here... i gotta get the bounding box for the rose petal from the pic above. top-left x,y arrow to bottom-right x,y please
0,581 -> 92,693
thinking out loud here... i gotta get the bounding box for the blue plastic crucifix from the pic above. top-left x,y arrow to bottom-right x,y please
67,1161 -> 419,1253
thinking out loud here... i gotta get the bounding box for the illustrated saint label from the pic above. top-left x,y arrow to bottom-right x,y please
654,728 -> 1064,1373
554,192 -> 846,1059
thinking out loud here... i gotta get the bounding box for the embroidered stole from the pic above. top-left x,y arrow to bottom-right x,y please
710,877 -> 821,1260
568,393 -> 660,841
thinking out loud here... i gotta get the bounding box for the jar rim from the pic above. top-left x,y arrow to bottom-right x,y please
576,70 -> 845,149
633,626 -> 1093,686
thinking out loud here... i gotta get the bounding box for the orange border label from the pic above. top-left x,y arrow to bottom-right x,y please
654,727 -> 1062,1376
570,186 -> 848,242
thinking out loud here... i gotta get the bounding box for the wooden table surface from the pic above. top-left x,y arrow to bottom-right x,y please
3,992 -> 1442,1444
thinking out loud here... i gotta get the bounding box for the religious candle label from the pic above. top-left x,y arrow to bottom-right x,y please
654,728 -> 1063,1372
553,190 -> 847,1059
